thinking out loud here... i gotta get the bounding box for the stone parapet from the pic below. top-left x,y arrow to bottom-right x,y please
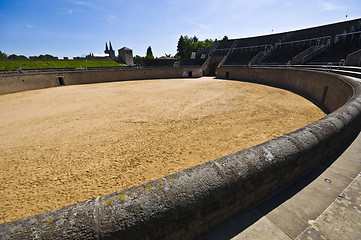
1,68 -> 361,239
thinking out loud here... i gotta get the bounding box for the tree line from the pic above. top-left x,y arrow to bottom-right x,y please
133,36 -> 215,65
1,35 -> 216,64
0,51 -> 59,60
176,35 -> 214,59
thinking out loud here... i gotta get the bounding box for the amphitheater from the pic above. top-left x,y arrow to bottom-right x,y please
1,18 -> 361,239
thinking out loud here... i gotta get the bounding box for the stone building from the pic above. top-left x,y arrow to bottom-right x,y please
118,47 -> 134,66
104,41 -> 116,60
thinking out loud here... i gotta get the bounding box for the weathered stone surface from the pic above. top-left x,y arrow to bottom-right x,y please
1,68 -> 361,239
297,174 -> 361,240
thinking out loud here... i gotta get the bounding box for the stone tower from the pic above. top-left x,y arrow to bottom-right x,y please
104,41 -> 115,60
118,47 -> 134,66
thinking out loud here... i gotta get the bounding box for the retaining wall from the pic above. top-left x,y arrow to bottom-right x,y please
0,67 -> 202,95
219,67 -> 354,113
1,67 -> 361,240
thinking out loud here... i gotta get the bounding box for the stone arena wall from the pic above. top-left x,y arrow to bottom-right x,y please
0,67 -> 202,95
218,67 -> 354,113
1,67 -> 361,240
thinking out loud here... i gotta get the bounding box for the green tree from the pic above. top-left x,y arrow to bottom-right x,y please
85,53 -> 94,59
145,46 -> 154,60
35,54 -> 57,60
8,54 -> 18,60
0,51 -> 7,60
176,35 -> 214,59
177,35 -> 185,59
7,54 -> 27,60
133,55 -> 144,65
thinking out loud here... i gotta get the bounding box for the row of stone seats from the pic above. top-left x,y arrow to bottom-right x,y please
211,19 -> 361,66
307,32 -> 361,65
283,19 -> 361,43
225,49 -> 259,65
262,44 -> 310,65
215,19 -> 361,52
223,32 -> 361,66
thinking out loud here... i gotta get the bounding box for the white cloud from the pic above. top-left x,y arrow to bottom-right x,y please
67,9 -> 74,14
318,1 -> 346,10
26,24 -> 35,28
187,20 -> 210,30
73,1 -> 92,7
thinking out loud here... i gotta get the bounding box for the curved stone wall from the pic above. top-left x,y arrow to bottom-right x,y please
218,67 -> 355,113
0,67 -> 202,95
1,68 -> 361,240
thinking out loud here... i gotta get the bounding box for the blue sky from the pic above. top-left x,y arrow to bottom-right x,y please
1,0 -> 360,58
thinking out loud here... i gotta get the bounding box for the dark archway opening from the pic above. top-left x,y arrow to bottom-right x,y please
57,76 -> 65,86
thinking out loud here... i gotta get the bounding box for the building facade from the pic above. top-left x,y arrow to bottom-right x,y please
118,47 -> 134,66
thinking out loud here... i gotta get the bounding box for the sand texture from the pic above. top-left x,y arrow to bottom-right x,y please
0,77 -> 326,223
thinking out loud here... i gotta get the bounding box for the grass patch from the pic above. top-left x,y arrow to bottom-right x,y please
0,60 -> 125,72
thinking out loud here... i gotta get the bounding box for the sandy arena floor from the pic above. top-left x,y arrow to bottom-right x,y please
0,77 -> 326,223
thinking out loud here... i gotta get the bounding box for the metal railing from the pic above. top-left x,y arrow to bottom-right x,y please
275,36 -> 331,49
334,30 -> 361,44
